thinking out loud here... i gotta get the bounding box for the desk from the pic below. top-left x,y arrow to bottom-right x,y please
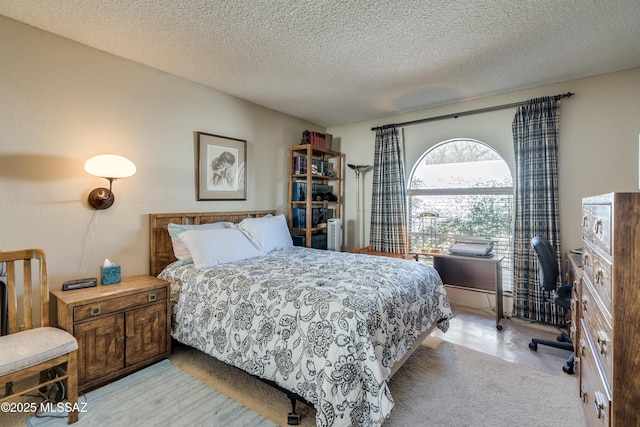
412,251 -> 504,330
565,251 -> 582,285
564,250 -> 582,380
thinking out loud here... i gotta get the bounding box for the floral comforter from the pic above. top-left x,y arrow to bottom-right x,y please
159,247 -> 452,427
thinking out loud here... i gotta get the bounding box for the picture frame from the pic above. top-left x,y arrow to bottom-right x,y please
196,131 -> 247,200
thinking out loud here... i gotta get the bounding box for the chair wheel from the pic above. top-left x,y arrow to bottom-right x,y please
562,364 -> 574,375
496,324 -> 503,331
529,342 -> 538,351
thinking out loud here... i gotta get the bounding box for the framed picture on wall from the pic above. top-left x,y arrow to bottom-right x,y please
196,131 -> 247,200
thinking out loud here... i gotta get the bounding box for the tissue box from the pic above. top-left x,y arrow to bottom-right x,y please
101,265 -> 121,285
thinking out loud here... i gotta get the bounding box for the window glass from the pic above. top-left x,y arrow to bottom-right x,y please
408,139 -> 514,291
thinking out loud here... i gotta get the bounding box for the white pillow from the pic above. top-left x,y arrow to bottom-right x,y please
237,214 -> 293,253
177,228 -> 262,269
167,222 -> 228,265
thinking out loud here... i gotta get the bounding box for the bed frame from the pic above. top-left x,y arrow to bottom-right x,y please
149,210 -> 439,424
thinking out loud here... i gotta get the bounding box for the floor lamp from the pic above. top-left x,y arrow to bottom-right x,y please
348,164 -> 371,249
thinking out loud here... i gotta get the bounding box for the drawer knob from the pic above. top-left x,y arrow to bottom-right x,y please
597,330 -> 609,355
583,215 -> 588,227
594,390 -> 606,419
579,338 -> 587,356
580,384 -> 588,402
594,219 -> 603,234
581,296 -> 588,312
148,291 -> 157,302
595,270 -> 604,285
90,305 -> 101,316
116,336 -> 125,343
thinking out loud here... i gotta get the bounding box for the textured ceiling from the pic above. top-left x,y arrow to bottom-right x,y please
2,1 -> 640,127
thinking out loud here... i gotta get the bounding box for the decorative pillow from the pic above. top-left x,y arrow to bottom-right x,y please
167,222 -> 228,265
237,214 -> 293,253
177,228 -> 262,269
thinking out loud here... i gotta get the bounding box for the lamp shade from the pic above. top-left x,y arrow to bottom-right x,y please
84,154 -> 136,179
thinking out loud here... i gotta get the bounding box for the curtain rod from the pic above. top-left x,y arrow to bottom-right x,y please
371,92 -> 574,131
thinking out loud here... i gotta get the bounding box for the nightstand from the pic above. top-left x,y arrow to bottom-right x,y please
50,275 -> 171,391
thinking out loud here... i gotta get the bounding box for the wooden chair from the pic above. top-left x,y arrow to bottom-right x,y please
0,249 -> 78,423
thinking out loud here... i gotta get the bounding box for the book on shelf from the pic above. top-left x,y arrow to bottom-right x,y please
311,159 -> 330,176
292,207 -> 305,228
311,182 -> 328,201
292,181 -> 307,201
312,233 -> 327,249
292,233 -> 327,250
293,155 -> 308,174
293,152 -> 334,177
301,130 -> 333,150
291,207 -> 327,228
293,182 -> 330,202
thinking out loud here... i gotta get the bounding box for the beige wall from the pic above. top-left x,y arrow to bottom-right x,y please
3,13 -> 639,300
0,16 -> 321,287
329,67 -> 640,255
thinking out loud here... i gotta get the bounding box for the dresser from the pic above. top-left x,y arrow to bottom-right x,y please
578,193 -> 640,426
50,275 -> 171,391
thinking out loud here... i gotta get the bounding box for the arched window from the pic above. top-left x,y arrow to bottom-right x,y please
408,138 -> 514,290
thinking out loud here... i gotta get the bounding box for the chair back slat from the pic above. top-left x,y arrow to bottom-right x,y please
22,259 -> 33,330
0,249 -> 48,334
40,254 -> 49,327
5,262 -> 18,334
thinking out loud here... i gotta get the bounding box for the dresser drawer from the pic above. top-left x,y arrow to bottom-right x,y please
581,280 -> 613,386
590,203 -> 612,256
582,247 -> 612,320
580,328 -> 611,427
582,204 -> 595,249
74,287 -> 167,322
583,199 -> 612,256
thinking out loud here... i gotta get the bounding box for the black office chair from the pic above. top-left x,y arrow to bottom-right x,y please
528,236 -> 574,374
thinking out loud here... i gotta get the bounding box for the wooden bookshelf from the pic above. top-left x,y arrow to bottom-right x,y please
288,144 -> 341,249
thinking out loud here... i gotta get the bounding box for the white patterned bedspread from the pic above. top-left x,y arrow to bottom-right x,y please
159,247 -> 452,427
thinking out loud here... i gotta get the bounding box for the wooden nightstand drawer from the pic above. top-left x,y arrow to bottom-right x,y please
74,287 -> 167,322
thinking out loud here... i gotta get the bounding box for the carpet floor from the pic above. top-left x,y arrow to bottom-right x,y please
171,334 -> 585,427
25,359 -> 277,427
6,310 -> 586,427
387,336 -> 584,426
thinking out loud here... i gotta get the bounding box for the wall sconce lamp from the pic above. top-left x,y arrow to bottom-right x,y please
84,154 -> 136,210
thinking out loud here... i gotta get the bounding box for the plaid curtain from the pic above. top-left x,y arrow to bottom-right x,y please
512,97 -> 564,324
370,126 -> 408,254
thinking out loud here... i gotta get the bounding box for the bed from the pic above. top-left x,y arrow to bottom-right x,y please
150,211 -> 453,427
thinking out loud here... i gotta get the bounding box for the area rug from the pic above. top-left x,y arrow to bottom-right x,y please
170,337 -> 585,427
27,359 -> 277,427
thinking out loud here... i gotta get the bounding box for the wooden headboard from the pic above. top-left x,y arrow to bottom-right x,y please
149,210 -> 277,276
